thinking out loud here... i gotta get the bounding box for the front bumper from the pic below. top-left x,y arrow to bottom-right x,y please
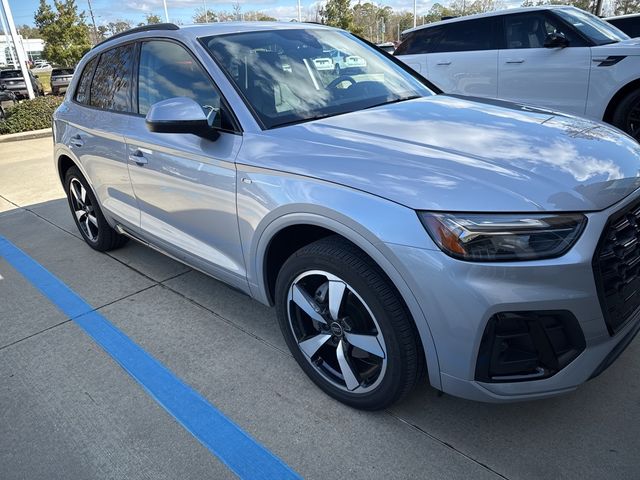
385,193 -> 640,402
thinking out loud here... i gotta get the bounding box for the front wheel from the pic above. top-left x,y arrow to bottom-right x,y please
275,236 -> 424,410
64,166 -> 128,251
612,89 -> 640,140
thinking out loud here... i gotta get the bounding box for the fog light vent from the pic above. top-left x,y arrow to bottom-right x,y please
475,311 -> 585,383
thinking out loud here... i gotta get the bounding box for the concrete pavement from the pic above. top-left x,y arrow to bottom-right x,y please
1,137 -> 638,479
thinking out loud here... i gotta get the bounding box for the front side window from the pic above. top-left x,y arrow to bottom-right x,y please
554,7 -> 628,45
90,44 -> 134,112
504,12 -> 585,49
75,57 -> 97,105
202,29 -> 432,129
137,40 -> 222,128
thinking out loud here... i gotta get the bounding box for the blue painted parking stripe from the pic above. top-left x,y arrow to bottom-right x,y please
0,236 -> 301,480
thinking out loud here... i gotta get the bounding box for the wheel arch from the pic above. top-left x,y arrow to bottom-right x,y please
254,213 -> 442,390
603,78 -> 640,124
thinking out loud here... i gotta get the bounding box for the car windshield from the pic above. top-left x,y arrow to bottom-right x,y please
0,70 -> 22,79
201,28 -> 432,129
555,7 -> 629,45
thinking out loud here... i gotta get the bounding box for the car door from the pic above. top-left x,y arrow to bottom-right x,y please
61,45 -> 140,229
497,11 -> 591,115
125,39 -> 247,289
425,17 -> 500,98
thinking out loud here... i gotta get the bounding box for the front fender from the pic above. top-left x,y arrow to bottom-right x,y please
236,165 -> 442,389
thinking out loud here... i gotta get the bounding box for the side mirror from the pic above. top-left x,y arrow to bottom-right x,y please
145,97 -> 219,139
544,32 -> 569,49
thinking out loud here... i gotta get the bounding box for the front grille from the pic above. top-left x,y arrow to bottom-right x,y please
593,199 -> 640,335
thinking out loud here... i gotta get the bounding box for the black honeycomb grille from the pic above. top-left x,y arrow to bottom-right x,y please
593,200 -> 640,335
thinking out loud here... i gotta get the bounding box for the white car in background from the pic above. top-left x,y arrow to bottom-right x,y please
330,49 -> 367,74
396,6 -> 640,139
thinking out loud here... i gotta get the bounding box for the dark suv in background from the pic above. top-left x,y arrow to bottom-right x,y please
0,69 -> 45,98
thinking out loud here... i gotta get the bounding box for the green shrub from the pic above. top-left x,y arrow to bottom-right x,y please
0,96 -> 63,135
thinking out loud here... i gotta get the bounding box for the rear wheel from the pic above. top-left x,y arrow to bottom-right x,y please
612,89 -> 640,140
64,166 -> 127,251
275,236 -> 424,410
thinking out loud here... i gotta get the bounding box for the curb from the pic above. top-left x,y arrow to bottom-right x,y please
0,128 -> 52,143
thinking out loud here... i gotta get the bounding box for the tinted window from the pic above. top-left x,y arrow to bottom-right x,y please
504,12 -> 585,49
0,70 -> 22,78
395,27 -> 445,55
609,17 -> 640,38
90,44 -> 134,112
138,41 -> 222,127
75,57 -> 97,105
436,18 -> 497,52
52,68 -> 74,76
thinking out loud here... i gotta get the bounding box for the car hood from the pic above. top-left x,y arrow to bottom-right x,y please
593,38 -> 640,55
257,95 -> 640,212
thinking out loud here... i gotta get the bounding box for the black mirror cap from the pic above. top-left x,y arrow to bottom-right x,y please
544,32 -> 569,48
146,118 -> 220,140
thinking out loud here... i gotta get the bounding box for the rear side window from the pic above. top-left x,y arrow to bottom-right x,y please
137,40 -> 222,126
75,57 -> 97,105
90,44 -> 135,112
396,18 -> 497,54
395,27 -> 444,55
435,18 -> 497,52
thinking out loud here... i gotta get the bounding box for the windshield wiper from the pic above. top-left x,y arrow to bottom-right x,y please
363,95 -> 422,111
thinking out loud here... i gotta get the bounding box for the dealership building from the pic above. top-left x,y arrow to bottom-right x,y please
0,34 -> 44,66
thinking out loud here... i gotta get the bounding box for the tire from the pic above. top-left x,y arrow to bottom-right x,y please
612,89 -> 640,140
275,235 -> 424,410
64,166 -> 128,251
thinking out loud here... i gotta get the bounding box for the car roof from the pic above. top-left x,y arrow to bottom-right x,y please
402,5 -> 577,35
606,13 -> 640,20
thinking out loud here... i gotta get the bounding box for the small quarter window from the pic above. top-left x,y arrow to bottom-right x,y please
74,57 -> 97,105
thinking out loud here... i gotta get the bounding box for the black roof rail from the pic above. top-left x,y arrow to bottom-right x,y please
93,23 -> 179,49
441,16 -> 458,20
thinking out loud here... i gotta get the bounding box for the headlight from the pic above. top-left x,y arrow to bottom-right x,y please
418,212 -> 587,261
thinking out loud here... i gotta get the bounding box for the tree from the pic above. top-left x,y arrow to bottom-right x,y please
145,13 -> 162,24
614,0 -> 640,15
34,0 -> 92,67
193,8 -> 218,23
105,20 -> 133,36
17,25 -> 41,38
321,0 -> 362,34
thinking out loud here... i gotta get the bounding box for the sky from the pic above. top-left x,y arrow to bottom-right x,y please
4,0 -> 448,27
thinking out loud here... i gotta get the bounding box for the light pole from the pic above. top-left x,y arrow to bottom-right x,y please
297,0 -> 302,22
163,0 -> 169,22
0,0 -> 34,99
87,0 -> 98,44
413,0 -> 417,28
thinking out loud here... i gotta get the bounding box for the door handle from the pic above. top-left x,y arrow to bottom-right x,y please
436,61 -> 451,66
505,59 -> 525,64
70,134 -> 84,147
128,149 -> 148,166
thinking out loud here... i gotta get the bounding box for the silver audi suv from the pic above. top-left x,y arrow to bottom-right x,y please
53,22 -> 640,410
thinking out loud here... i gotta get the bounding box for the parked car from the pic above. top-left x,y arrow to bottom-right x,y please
606,13 -> 640,38
0,69 -> 45,98
330,49 -> 367,74
50,67 -> 75,95
395,6 -> 640,139
377,42 -> 396,54
54,22 -> 640,410
0,84 -> 18,119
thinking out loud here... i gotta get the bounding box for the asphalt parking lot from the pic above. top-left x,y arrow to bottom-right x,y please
1,137 -> 639,480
